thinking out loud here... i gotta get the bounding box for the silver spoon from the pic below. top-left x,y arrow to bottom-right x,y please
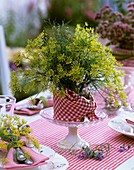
14,148 -> 34,165
24,158 -> 33,165
15,148 -> 26,162
13,149 -> 19,163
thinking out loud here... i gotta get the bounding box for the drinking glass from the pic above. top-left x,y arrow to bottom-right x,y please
0,95 -> 16,116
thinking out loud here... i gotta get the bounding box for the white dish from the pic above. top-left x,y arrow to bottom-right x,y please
0,145 -> 68,170
40,107 -> 107,128
32,144 -> 55,161
40,107 -> 90,127
108,116 -> 134,139
40,153 -> 69,170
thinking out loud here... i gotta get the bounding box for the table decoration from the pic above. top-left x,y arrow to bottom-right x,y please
14,109 -> 41,116
0,95 -> 16,116
94,71 -> 134,116
108,116 -> 134,140
31,145 -> 69,170
44,153 -> 68,170
29,117 -> 134,170
122,115 -> 134,128
118,67 -> 134,96
95,2 -> 134,60
0,114 -> 49,169
14,96 -> 53,116
40,107 -> 106,150
77,142 -> 132,161
10,23 -> 127,122
53,89 -> 98,122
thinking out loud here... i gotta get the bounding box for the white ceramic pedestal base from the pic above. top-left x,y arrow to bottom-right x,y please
40,108 -> 107,150
57,127 -> 89,150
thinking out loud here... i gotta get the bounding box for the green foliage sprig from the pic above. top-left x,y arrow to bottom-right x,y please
78,143 -> 110,160
76,143 -> 132,161
10,23 -> 127,107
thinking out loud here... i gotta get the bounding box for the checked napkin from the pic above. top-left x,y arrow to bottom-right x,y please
53,89 -> 98,122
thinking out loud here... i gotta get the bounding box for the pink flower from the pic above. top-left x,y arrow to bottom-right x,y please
127,2 -> 134,8
100,6 -> 112,14
128,7 -> 134,12
95,12 -> 101,19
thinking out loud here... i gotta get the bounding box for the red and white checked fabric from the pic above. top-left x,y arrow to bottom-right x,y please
30,117 -> 134,170
53,89 -> 98,122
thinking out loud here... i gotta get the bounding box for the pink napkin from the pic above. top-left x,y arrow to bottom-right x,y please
125,119 -> 134,125
14,98 -> 53,116
14,107 -> 41,116
3,146 -> 49,169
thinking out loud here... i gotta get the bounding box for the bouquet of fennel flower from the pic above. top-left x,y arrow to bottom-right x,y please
0,114 -> 40,164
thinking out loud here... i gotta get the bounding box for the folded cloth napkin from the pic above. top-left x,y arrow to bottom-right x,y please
125,119 -> 134,125
14,107 -> 41,116
14,98 -> 53,116
3,146 -> 49,169
54,89 -> 98,122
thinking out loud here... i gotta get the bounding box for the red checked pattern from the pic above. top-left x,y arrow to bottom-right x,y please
53,89 -> 98,122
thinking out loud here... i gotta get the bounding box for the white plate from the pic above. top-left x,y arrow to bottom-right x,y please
40,153 -> 69,170
108,116 -> 134,139
0,145 -> 68,170
32,144 -> 55,159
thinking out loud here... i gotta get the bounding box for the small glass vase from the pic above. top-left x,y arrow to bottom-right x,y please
0,95 -> 16,116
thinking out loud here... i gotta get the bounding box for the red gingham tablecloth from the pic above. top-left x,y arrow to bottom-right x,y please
30,117 -> 134,170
